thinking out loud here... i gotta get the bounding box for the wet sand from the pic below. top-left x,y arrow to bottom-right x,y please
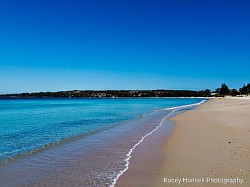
114,118 -> 175,187
116,98 -> 250,187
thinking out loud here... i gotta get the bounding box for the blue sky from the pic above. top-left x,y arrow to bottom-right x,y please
0,0 -> 249,93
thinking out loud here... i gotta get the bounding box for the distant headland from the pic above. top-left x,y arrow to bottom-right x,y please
1,83 -> 249,98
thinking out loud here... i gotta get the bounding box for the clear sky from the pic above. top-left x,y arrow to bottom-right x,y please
0,0 -> 249,93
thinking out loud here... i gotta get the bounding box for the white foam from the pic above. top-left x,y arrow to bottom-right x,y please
110,100 -> 206,187
160,99 -> 206,110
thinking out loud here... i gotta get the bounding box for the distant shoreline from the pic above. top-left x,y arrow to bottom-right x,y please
0,89 -> 214,98
0,96 -> 213,99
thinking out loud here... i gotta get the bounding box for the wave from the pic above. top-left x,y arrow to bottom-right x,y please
110,99 -> 206,186
159,99 -> 206,111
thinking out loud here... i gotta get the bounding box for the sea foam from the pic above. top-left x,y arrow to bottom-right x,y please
110,99 -> 206,186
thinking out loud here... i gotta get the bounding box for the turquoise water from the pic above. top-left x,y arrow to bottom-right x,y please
0,98 -> 204,164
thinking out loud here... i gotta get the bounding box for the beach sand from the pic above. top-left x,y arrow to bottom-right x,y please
116,98 -> 250,187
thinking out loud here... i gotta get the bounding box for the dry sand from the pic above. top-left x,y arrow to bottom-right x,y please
116,98 -> 250,187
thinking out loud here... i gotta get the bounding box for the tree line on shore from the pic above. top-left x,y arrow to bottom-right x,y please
215,83 -> 250,96
0,83 -> 249,98
0,90 -> 211,98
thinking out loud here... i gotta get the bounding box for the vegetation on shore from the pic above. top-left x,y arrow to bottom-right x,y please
215,83 -> 250,97
0,83 -> 249,98
0,90 -> 211,98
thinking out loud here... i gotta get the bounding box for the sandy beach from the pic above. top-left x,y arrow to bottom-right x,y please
116,97 -> 250,187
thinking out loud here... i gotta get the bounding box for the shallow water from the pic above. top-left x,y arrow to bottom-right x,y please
0,98 -> 205,186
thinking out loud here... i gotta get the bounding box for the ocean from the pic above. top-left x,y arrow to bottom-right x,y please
0,98 -> 205,186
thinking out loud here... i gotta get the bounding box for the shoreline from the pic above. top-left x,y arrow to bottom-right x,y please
112,99 -> 206,186
115,100 -> 206,186
110,110 -> 176,187
116,98 -> 250,186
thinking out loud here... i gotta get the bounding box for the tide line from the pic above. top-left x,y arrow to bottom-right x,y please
110,99 -> 206,187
